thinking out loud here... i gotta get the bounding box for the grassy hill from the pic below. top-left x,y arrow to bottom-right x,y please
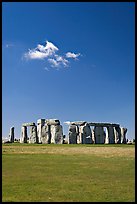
2,144 -> 135,202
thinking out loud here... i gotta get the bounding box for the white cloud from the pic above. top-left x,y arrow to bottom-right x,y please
24,41 -> 59,60
66,52 -> 81,59
45,41 -> 59,52
24,49 -> 49,60
55,55 -> 69,67
23,40 -> 81,69
48,58 -> 60,67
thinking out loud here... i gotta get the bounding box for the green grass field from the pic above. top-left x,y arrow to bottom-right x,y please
2,144 -> 135,202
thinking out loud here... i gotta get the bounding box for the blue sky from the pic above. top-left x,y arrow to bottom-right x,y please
2,2 -> 135,140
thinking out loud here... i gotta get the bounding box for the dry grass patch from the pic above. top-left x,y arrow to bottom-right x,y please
2,144 -> 135,158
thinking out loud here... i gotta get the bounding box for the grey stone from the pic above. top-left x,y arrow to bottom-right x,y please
114,126 -> 121,144
69,121 -> 120,127
41,124 -> 51,144
37,119 -> 46,143
50,125 -> 63,144
46,119 -> 60,125
29,125 -> 38,143
121,127 -> 127,144
9,127 -> 14,143
78,123 -> 92,144
94,126 -> 105,144
105,126 -> 115,144
68,125 -> 78,144
20,126 -> 27,143
22,122 -> 35,127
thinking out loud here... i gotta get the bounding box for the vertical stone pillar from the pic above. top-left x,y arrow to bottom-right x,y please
41,124 -> 51,144
94,126 -> 105,144
50,125 -> 63,144
105,127 -> 109,144
109,126 -> 115,144
105,126 -> 115,144
37,119 -> 45,143
121,127 -> 127,144
91,128 -> 95,144
114,126 -> 121,144
20,126 -> 27,143
78,123 -> 92,144
29,125 -> 38,144
68,125 -> 78,144
9,127 -> 14,143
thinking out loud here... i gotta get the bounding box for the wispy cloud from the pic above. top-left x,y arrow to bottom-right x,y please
44,67 -> 49,71
23,40 -> 81,70
66,52 -> 81,59
5,43 -> 14,48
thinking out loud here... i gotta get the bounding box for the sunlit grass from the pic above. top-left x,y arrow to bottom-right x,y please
2,144 -> 135,202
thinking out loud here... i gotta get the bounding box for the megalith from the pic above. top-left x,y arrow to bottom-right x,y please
105,126 -> 115,144
68,125 -> 78,144
41,124 -> 51,144
37,119 -> 45,143
29,125 -> 38,143
114,126 -> 121,144
94,126 -> 105,144
50,124 -> 63,144
121,127 -> 127,144
9,127 -> 14,143
78,123 -> 92,144
20,126 -> 27,143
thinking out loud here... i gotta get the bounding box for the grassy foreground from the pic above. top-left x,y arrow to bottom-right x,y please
2,144 -> 135,202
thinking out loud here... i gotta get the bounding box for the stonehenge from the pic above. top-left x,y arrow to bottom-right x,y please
66,121 -> 127,144
20,119 -> 63,144
7,118 -> 128,145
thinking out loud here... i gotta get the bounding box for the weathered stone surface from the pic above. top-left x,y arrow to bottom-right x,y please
114,126 -> 121,144
105,126 -> 115,144
29,126 -> 38,143
94,126 -> 105,144
37,119 -> 45,125
50,125 -> 63,144
78,123 -> 92,144
22,122 -> 35,127
68,125 -> 78,144
41,124 -> 51,144
20,126 -> 27,143
91,129 -> 95,143
46,119 -> 60,125
88,122 -> 120,127
121,127 -> 127,144
9,127 -> 14,143
69,121 -> 120,127
37,119 -> 45,143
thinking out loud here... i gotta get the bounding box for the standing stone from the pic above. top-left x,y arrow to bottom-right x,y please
105,126 -> 115,144
20,126 -> 27,143
50,125 -> 63,144
68,125 -> 78,144
37,119 -> 45,143
114,126 -> 121,144
9,127 -> 14,143
105,127 -> 109,144
78,123 -> 92,144
41,124 -> 51,144
91,129 -> 95,144
29,125 -> 38,143
94,126 -> 105,144
121,127 -> 127,144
